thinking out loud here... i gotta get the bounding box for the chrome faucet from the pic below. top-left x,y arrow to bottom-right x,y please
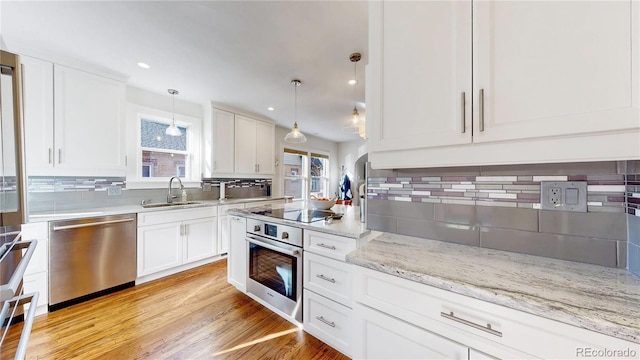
167,176 -> 184,203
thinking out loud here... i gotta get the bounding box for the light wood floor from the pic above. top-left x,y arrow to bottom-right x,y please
1,260 -> 349,360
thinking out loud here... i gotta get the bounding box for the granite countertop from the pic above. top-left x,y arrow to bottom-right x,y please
229,202 -> 369,239
346,232 -> 640,344
27,196 -> 292,223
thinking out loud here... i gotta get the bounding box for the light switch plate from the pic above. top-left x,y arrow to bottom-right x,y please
540,181 -> 587,212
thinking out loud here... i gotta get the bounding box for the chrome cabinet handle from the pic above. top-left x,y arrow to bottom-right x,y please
316,316 -> 336,328
479,89 -> 485,132
48,148 -> 52,164
52,218 -> 134,231
461,92 -> 466,133
316,243 -> 336,250
58,148 -> 62,164
316,274 -> 336,283
440,311 -> 502,337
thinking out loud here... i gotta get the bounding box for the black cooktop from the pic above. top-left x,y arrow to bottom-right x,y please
251,208 -> 338,223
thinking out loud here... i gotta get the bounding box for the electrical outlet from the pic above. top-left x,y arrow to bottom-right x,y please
203,183 -> 212,192
548,187 -> 561,206
540,181 -> 587,212
107,186 -> 122,196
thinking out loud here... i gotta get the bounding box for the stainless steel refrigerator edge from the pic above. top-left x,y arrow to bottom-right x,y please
0,50 -> 27,228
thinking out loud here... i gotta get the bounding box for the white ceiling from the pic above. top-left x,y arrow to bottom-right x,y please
1,1 -> 368,143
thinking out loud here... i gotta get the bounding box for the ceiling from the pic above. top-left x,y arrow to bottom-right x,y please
1,1 -> 368,143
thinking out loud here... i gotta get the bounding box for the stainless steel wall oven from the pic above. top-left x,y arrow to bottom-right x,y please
246,218 -> 302,323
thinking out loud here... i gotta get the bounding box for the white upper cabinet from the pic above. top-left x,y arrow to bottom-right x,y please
255,120 -> 275,174
473,1 -> 638,143
212,108 -> 235,174
234,115 -> 275,175
368,0 -> 472,153
22,55 -> 126,176
368,1 -> 640,169
21,55 -> 54,174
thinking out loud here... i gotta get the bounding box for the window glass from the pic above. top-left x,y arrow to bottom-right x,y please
140,119 -> 189,178
310,153 -> 329,198
283,149 -> 307,200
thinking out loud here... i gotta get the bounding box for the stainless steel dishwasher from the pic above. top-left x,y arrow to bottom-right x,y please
49,214 -> 136,310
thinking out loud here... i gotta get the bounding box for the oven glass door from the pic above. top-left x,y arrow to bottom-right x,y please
247,237 -> 299,301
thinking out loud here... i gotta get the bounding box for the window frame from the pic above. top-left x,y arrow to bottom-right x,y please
126,104 -> 201,189
282,147 -> 330,201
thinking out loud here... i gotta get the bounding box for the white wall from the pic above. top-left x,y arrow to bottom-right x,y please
126,86 -> 204,119
273,125 -> 340,198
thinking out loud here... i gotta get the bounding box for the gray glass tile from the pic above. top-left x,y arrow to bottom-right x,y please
367,214 -> 397,233
476,206 -> 538,232
629,243 -> 640,275
434,204 -> 476,225
628,214 -> 640,246
397,218 -> 479,246
617,241 -> 627,269
367,199 -> 434,220
480,227 -> 618,267
539,211 -> 627,240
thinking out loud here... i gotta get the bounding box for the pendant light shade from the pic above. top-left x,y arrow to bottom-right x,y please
285,79 -> 307,143
165,89 -> 182,137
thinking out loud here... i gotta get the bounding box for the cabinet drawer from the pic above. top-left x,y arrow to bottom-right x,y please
354,266 -> 636,359
303,289 -> 352,357
138,206 -> 216,226
304,252 -> 353,307
304,230 -> 356,261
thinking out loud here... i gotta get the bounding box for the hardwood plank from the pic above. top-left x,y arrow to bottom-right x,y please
1,260 -> 350,360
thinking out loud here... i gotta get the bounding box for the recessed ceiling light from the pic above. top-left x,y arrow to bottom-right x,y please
267,107 -> 275,111
137,62 -> 150,69
348,79 -> 357,85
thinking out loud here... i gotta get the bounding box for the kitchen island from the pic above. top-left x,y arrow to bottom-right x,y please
347,233 -> 640,359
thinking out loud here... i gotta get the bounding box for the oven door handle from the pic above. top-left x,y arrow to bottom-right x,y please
247,236 -> 301,257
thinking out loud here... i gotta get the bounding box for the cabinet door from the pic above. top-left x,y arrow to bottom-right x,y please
227,216 -> 247,292
473,1 -> 638,143
234,115 -> 257,174
21,55 -> 54,174
368,1 -> 472,153
353,303 -> 468,360
255,120 -> 274,174
212,108 -> 235,173
183,217 -> 217,263
54,65 -> 126,176
137,223 -> 182,276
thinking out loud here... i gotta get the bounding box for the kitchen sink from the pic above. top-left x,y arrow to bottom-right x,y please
141,201 -> 203,208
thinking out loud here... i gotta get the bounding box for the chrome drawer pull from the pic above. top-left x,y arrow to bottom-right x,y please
317,243 -> 336,250
461,91 -> 466,133
316,316 -> 336,328
440,311 -> 502,337
316,274 -> 336,283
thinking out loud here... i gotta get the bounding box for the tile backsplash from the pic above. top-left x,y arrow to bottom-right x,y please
27,176 -> 271,214
627,161 -> 640,276
367,161 -> 636,270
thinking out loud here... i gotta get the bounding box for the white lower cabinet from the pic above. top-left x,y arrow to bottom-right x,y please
227,215 -> 247,292
353,266 -> 638,360
20,222 -> 49,315
303,229 -> 358,357
218,203 -> 246,255
137,207 -> 218,281
354,303 -> 468,359
303,289 -> 352,356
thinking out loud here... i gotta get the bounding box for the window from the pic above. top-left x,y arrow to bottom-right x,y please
310,153 -> 329,199
140,119 -> 189,178
283,148 -> 330,201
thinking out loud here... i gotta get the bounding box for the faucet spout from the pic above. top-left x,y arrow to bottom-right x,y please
167,176 -> 184,203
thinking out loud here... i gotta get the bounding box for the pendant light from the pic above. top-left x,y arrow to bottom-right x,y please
284,79 -> 307,143
165,89 -> 182,137
343,52 -> 362,134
